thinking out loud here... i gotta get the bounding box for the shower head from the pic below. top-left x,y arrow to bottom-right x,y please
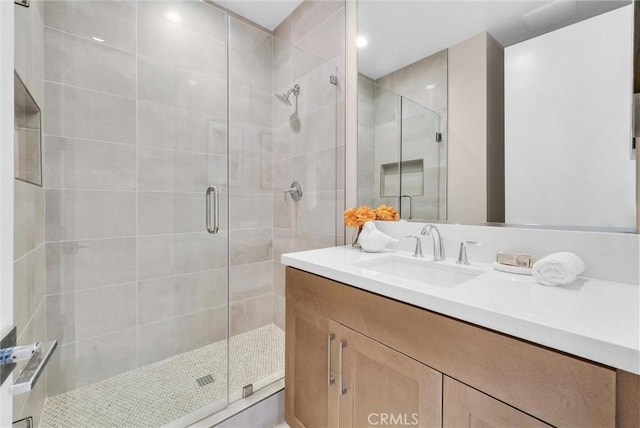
275,84 -> 300,106
275,93 -> 291,106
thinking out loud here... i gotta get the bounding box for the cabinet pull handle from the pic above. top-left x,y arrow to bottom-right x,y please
339,340 -> 347,395
327,333 -> 335,385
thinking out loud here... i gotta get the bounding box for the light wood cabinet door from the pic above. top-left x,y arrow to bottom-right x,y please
339,325 -> 443,428
285,302 -> 340,428
443,377 -> 552,428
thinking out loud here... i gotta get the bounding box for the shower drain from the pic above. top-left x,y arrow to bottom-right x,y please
196,374 -> 215,387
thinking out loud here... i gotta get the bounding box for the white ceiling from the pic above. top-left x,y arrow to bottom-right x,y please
358,0 -> 630,80
215,0 -> 304,30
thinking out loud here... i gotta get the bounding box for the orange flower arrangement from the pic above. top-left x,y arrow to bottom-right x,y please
345,205 -> 398,248
344,206 -> 376,228
344,205 -> 399,228
374,205 -> 398,221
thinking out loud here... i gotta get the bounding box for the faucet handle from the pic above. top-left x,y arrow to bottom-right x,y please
457,241 -> 480,265
405,235 -> 424,258
284,180 -> 303,202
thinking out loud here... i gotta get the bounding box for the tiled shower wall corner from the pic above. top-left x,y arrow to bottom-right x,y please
13,0 -> 47,424
272,0 -> 346,328
42,1 -> 231,397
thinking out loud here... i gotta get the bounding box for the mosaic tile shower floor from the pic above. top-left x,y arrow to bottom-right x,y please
41,324 -> 285,428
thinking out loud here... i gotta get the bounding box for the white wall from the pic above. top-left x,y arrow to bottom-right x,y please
505,5 -> 635,228
0,0 -> 15,425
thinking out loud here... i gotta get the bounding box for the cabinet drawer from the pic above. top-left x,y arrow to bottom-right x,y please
443,377 -> 551,428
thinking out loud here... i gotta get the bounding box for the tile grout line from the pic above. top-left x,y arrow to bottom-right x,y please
13,240 -> 45,264
134,0 -> 140,372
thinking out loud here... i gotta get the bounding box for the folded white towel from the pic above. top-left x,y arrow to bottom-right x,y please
532,252 -> 585,286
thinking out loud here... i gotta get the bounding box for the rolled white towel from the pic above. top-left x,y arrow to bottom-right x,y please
532,252 -> 585,286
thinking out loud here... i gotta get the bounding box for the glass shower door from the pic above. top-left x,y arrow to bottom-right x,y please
38,1 -> 230,426
400,96 -> 443,220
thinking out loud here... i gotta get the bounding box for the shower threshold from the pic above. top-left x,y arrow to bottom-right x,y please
41,324 -> 284,428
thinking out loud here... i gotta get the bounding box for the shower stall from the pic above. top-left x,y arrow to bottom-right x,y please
357,76 -> 446,221
11,0 -> 340,426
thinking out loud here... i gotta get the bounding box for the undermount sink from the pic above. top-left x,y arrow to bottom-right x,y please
352,255 -> 484,287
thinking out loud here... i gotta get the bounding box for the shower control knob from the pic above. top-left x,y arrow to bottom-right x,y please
284,181 -> 303,202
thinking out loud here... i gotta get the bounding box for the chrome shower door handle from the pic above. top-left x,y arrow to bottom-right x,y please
400,195 -> 412,219
206,186 -> 219,234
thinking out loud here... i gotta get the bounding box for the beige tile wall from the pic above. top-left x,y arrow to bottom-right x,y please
13,0 -> 47,424
357,75 -> 375,207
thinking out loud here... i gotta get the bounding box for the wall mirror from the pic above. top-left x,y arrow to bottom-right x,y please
14,71 -> 42,186
356,0 -> 636,231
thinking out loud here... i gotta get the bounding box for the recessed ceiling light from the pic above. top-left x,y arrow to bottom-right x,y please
426,84 -> 435,90
166,11 -> 182,24
91,36 -> 105,43
357,36 -> 367,48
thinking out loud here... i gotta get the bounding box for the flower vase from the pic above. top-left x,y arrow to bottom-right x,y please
352,227 -> 363,248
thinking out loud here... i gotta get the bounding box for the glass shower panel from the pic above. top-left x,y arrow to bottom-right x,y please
226,18 -> 338,403
227,16 -> 282,403
39,1 -> 229,426
400,97 -> 442,220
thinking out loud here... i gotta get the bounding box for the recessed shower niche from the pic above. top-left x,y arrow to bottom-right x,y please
14,71 -> 41,186
380,159 -> 424,198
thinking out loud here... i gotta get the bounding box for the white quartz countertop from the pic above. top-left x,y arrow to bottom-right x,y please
281,246 -> 640,374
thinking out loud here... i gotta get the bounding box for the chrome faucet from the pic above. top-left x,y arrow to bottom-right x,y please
420,224 -> 445,261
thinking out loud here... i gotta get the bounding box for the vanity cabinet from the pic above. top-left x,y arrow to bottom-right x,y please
286,294 -> 442,428
285,307 -> 338,427
285,267 -> 639,427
